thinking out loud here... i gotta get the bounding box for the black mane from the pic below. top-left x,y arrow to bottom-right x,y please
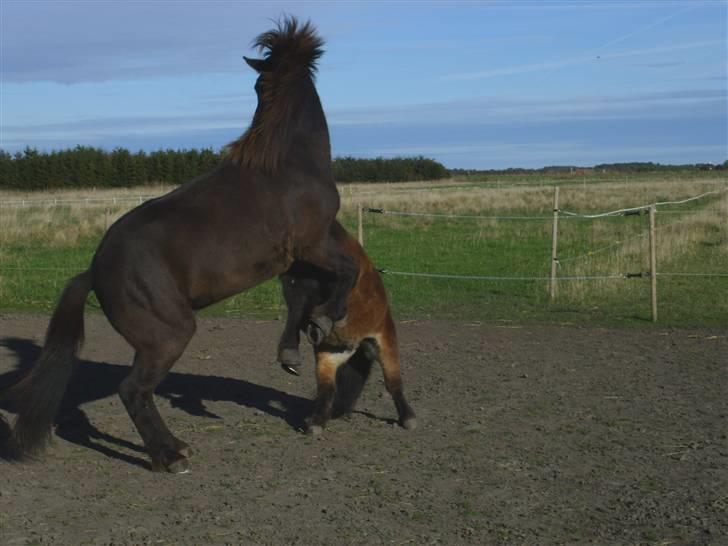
254,16 -> 324,77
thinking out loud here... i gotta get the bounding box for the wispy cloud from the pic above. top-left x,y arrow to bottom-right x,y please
588,3 -> 698,53
442,40 -> 723,81
483,1 -> 718,12
3,88 -> 723,150
349,141 -> 725,159
336,140 -> 727,169
1,2 -> 326,84
2,112 -> 247,142
328,89 -> 726,127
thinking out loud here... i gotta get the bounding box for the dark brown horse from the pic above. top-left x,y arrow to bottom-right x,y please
3,17 -> 358,473
277,221 -> 417,435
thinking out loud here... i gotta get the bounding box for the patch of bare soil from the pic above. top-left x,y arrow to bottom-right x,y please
0,314 -> 726,545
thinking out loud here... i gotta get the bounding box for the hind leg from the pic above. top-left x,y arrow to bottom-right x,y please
307,348 -> 355,435
330,347 -> 373,418
116,314 -> 196,473
375,315 -> 416,430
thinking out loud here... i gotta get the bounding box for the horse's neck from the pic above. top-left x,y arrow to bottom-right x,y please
230,81 -> 334,179
293,87 -> 331,157
286,92 -> 333,180
292,128 -> 331,170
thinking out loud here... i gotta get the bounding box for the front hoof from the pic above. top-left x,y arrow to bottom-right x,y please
402,417 -> 417,431
278,348 -> 302,376
306,316 -> 333,346
280,363 -> 301,376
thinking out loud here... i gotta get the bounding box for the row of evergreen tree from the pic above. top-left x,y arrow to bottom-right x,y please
451,160 -> 727,177
0,147 -> 450,190
332,156 -> 449,182
0,147 -> 225,190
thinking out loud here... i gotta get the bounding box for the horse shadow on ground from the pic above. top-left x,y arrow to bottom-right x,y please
0,337 -> 313,470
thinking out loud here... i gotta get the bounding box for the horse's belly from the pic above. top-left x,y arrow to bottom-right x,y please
186,247 -> 292,309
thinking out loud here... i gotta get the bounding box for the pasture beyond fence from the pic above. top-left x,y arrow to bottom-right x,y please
1,179 -> 727,326
354,185 -> 728,324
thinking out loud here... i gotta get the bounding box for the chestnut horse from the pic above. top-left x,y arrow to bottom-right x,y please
277,221 -> 417,435
3,18 -> 357,473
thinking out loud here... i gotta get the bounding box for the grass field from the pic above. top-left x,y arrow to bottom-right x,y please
1,174 -> 726,326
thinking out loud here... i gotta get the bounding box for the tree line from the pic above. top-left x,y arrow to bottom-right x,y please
451,160 -> 728,177
0,147 -> 450,190
332,156 -> 449,182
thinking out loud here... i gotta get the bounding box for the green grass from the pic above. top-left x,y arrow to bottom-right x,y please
1,175 -> 726,327
352,213 -> 727,326
1,210 -> 725,327
0,236 -> 288,317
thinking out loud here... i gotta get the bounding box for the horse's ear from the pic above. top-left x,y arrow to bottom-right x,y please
244,56 -> 268,73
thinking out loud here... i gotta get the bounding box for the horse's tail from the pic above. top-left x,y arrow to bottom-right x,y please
4,270 -> 92,459
331,345 -> 374,418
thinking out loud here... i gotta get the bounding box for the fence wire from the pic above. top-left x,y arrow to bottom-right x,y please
381,270 -> 628,281
559,187 -> 728,218
360,186 -> 727,284
363,208 -> 551,221
2,183 -> 726,322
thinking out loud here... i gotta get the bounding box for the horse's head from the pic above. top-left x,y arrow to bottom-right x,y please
242,55 -> 273,112
243,16 -> 324,107
229,16 -> 328,173
247,16 -> 323,72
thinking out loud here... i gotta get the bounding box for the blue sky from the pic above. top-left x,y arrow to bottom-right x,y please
1,0 -> 726,169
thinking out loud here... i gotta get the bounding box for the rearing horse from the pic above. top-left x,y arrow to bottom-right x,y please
3,17 -> 357,473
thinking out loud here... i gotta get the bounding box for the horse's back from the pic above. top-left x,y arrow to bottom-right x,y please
91,162 -> 291,313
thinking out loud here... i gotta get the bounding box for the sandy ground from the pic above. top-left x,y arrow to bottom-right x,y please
0,313 -> 726,545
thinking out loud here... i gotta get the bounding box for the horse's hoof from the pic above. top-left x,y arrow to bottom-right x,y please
278,348 -> 302,376
177,443 -> 193,458
280,363 -> 300,376
306,316 -> 333,345
166,456 -> 190,474
306,424 -> 324,436
402,417 -> 417,431
151,453 -> 190,474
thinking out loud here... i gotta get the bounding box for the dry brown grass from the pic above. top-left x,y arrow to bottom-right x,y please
3,176 -> 724,216
556,189 -> 728,302
339,177 -> 727,215
2,179 -> 726,276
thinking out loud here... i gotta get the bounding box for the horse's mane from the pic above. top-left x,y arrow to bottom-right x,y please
228,17 -> 325,173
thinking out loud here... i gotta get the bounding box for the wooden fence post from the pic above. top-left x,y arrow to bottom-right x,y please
649,205 -> 657,322
549,186 -> 560,300
358,204 -> 364,246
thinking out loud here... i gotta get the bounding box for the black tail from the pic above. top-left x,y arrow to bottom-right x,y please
3,271 -> 92,459
331,346 -> 373,418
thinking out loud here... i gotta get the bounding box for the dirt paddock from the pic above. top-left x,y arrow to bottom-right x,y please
0,314 -> 726,545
